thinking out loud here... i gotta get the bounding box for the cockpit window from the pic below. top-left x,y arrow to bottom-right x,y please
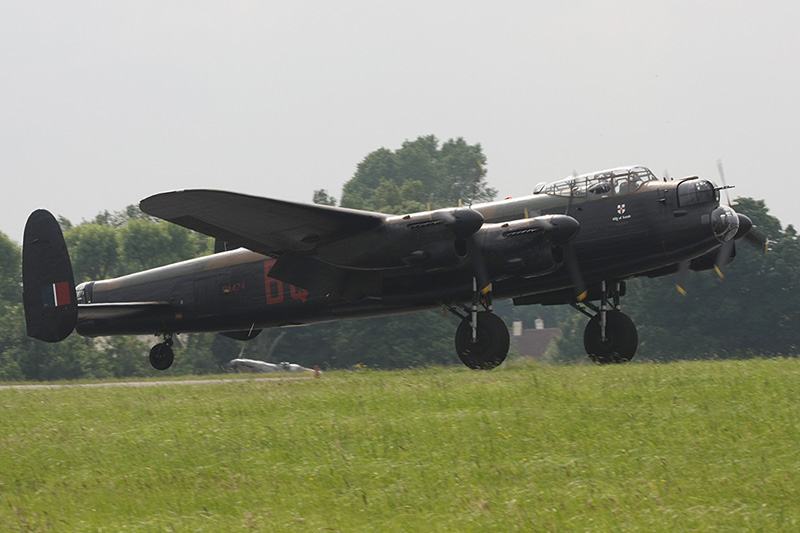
677,179 -> 718,206
537,166 -> 658,198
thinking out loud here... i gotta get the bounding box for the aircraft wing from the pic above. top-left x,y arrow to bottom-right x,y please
140,189 -> 386,256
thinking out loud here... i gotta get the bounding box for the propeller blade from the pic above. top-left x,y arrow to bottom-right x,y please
717,159 -> 732,206
731,213 -> 769,253
713,239 -> 735,279
466,236 -> 491,294
562,243 -> 587,301
544,213 -> 585,301
743,228 -> 769,254
675,261 -> 689,295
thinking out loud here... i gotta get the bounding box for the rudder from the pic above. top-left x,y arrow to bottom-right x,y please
22,210 -> 78,342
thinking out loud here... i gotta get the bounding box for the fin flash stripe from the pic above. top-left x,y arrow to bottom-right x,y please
42,281 -> 71,308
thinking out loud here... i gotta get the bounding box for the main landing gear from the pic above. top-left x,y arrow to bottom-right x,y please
448,279 -> 510,370
149,334 -> 175,370
573,281 -> 638,364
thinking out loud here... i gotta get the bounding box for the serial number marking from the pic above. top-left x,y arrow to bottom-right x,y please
222,282 -> 246,294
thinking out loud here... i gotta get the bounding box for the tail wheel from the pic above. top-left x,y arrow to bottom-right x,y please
149,342 -> 175,371
583,310 -> 637,364
455,311 -> 510,370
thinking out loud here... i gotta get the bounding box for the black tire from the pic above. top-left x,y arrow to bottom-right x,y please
149,343 -> 175,371
454,311 -> 510,370
583,310 -> 638,364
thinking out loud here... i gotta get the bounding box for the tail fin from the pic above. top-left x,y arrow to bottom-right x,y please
22,210 -> 78,342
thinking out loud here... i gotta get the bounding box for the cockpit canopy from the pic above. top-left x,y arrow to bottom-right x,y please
534,166 -> 659,198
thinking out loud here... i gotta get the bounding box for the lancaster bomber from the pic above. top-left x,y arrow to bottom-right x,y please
22,165 -> 765,370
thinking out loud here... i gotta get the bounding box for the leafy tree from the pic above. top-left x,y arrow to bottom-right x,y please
0,231 -> 21,305
0,305 -> 25,380
64,223 -> 119,282
100,336 -> 154,378
94,204 -> 159,227
6,304 -> 100,381
313,189 -> 337,206
118,218 -> 199,272
547,312 -> 592,365
340,135 -> 496,213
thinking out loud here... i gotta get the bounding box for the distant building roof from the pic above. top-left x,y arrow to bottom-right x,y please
513,328 -> 561,360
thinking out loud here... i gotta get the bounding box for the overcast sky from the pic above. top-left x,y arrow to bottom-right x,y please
2,1 -> 799,243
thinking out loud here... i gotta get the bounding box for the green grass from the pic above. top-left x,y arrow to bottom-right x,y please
2,359 -> 799,531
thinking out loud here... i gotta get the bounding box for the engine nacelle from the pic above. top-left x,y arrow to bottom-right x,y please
318,207 -> 484,269
400,239 -> 467,270
472,215 -> 576,278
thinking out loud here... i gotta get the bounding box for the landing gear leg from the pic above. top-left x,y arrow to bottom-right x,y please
573,281 -> 638,364
149,334 -> 175,371
450,279 -> 509,370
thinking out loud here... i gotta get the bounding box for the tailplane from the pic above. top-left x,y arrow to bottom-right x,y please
22,210 -> 78,342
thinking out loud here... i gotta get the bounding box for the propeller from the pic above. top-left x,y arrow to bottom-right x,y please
743,228 -> 770,253
716,159 -> 732,207
467,238 -> 492,294
449,207 -> 490,294
676,162 -> 768,294
713,239 -> 735,279
712,160 -> 741,278
562,244 -> 588,301
561,176 -> 587,300
548,206 -> 586,301
675,261 -> 690,296
713,161 -> 769,274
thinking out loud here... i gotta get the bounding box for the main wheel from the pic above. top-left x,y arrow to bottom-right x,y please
583,310 -> 638,364
149,342 -> 175,370
455,311 -> 510,370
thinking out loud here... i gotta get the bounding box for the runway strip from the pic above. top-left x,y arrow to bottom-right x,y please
0,376 -> 314,391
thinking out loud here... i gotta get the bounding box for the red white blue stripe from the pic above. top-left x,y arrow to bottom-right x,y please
42,282 -> 71,307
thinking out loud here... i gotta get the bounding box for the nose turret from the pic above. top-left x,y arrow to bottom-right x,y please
711,205 -> 739,242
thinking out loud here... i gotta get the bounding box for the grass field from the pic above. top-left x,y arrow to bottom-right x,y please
2,358 -> 799,531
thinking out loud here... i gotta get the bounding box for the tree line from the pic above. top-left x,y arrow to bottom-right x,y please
0,136 -> 797,381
